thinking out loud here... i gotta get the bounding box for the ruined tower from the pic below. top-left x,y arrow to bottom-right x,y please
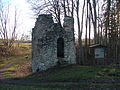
32,14 -> 76,72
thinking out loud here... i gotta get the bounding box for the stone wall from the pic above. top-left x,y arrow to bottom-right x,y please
32,14 -> 76,72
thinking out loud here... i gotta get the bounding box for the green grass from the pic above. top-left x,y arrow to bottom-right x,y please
0,52 -> 31,78
0,42 -> 31,47
0,81 -> 116,90
0,54 -> 31,67
1,54 -> 31,78
13,43 -> 31,46
0,84 -> 65,90
28,82 -> 115,87
2,71 -> 13,78
26,65 -> 120,81
0,56 -> 20,67
7,55 -> 31,70
1,65 -> 119,89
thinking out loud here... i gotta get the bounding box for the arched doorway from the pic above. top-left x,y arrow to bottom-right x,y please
57,37 -> 64,58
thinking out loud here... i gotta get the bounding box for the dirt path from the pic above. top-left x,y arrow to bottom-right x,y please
0,72 -> 5,79
0,60 -> 120,89
0,57 -> 29,79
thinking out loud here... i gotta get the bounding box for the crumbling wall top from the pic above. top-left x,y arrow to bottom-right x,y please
36,14 -> 54,24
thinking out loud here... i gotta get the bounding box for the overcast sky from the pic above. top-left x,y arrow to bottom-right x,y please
2,0 -> 35,39
1,0 -> 102,39
12,0 -> 35,36
1,0 -> 88,39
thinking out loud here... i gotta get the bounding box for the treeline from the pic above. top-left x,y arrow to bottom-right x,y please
28,0 -> 120,65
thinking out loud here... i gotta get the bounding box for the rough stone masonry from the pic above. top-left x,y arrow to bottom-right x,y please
32,14 -> 76,72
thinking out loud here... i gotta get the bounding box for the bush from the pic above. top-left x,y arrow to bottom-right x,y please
0,45 -> 31,57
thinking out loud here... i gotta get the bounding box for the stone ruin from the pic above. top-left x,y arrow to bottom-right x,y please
32,14 -> 76,72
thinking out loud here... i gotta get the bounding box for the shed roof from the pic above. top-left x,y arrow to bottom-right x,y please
89,44 -> 106,48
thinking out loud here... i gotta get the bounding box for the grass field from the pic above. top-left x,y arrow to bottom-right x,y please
0,54 -> 30,67
1,54 -> 31,78
0,43 -> 120,89
26,65 -> 120,80
0,43 -> 32,79
13,43 -> 31,47
0,65 -> 120,89
0,84 -> 65,90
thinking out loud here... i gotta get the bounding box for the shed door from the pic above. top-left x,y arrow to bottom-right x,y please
57,37 -> 64,58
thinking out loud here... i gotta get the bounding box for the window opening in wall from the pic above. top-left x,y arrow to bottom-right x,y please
57,37 -> 64,58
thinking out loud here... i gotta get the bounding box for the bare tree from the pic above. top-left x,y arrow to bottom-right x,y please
28,0 -> 75,26
101,0 -> 120,63
0,1 -> 19,47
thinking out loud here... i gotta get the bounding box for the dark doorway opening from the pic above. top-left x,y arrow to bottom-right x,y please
57,37 -> 64,58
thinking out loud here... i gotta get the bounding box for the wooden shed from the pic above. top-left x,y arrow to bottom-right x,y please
89,44 -> 107,65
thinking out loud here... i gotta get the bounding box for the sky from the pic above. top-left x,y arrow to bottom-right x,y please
1,0 -> 102,40
11,0 -> 35,38
1,0 -> 35,39
1,0 -> 84,40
